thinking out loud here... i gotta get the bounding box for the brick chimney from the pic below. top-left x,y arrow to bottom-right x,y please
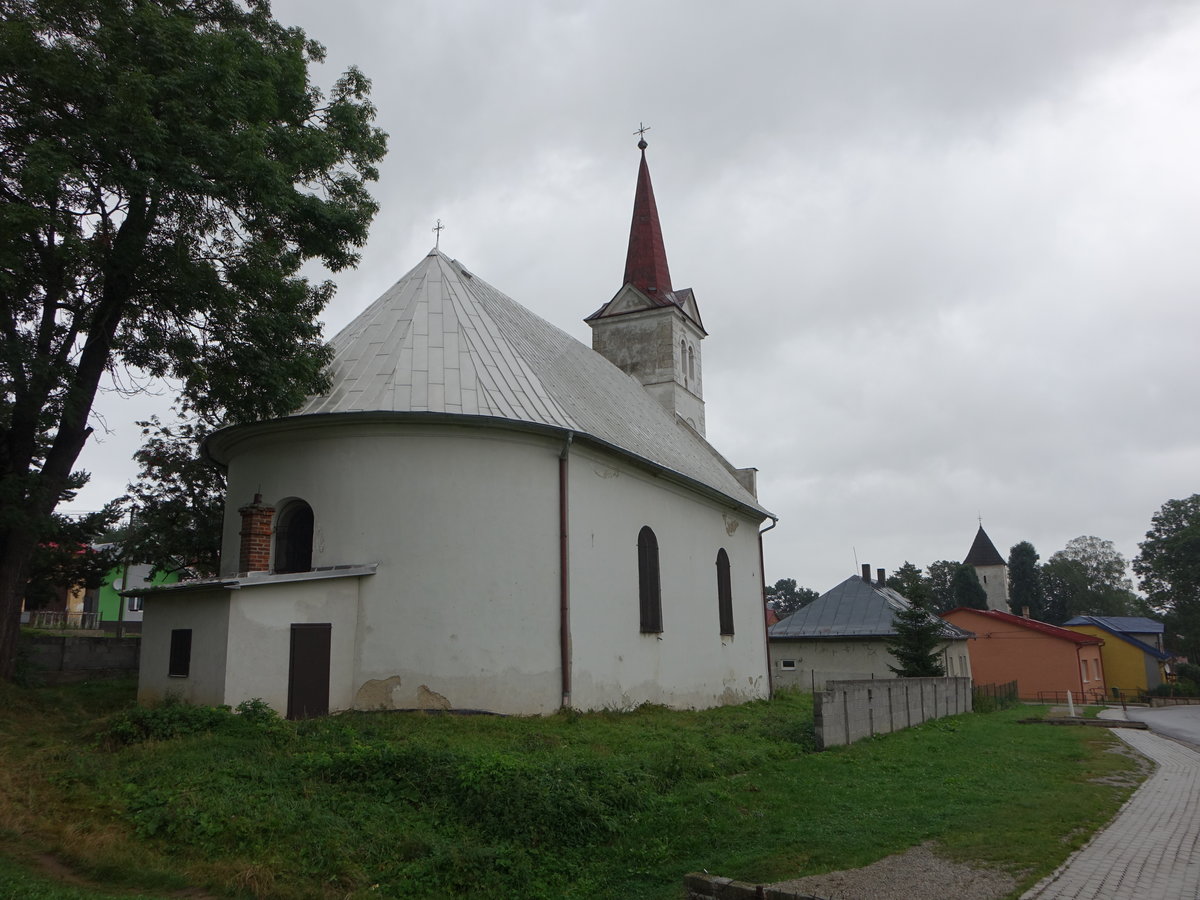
877,568 -> 886,586
238,493 -> 275,574
862,563 -> 871,582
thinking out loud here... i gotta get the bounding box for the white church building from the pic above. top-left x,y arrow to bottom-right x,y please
136,140 -> 775,717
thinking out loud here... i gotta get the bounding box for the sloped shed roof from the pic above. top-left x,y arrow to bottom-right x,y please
1065,617 -> 1171,660
209,250 -> 767,517
769,575 -> 970,640
1064,616 -> 1164,635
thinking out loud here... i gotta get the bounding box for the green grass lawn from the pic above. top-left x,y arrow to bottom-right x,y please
0,680 -> 1141,900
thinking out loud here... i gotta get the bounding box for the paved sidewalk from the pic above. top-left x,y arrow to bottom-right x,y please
1021,709 -> 1200,899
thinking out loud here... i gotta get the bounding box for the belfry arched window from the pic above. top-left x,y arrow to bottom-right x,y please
275,500 -> 314,574
638,526 -> 662,633
680,339 -> 688,386
716,548 -> 734,635
688,345 -> 695,383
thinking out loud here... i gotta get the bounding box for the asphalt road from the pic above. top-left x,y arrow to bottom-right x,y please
1123,704 -> 1200,747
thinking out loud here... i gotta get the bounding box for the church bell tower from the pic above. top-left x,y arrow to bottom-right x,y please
586,134 -> 708,435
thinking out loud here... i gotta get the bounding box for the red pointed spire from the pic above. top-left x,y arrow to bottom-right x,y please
623,142 -> 673,295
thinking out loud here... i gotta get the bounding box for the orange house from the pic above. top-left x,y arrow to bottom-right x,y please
942,607 -> 1106,702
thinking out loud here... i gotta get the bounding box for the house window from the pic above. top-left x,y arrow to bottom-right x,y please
128,596 -> 143,612
637,526 -> 662,633
781,659 -> 796,670
275,500 -> 314,574
1082,659 -> 1090,682
716,548 -> 734,635
168,629 -> 192,678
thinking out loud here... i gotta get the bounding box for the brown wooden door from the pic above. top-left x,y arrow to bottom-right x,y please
287,623 -> 331,720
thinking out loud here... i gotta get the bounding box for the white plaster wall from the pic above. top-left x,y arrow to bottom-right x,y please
770,638 -> 971,692
137,589 -> 230,706
975,564 -> 1010,611
221,422 -> 564,715
567,443 -> 769,710
223,577 -> 363,713
590,306 -> 706,434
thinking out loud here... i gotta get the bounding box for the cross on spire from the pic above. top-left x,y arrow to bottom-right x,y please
433,219 -> 444,248
633,122 -> 651,149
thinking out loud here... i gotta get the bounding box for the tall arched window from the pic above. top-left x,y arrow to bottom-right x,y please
716,548 -> 734,635
680,339 -> 688,386
637,526 -> 662,633
275,500 -> 314,574
688,345 -> 695,382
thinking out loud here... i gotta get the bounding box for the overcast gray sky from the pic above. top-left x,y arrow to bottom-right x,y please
66,0 -> 1200,595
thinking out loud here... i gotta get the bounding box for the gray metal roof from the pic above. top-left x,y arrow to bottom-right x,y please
1064,616 -> 1164,635
283,250 -> 767,516
769,574 -> 971,640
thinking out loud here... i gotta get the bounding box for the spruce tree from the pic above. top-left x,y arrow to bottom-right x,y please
887,600 -> 947,677
951,563 -> 989,610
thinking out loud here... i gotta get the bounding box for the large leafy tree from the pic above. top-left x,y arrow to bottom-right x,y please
1134,495 -> 1200,659
926,560 -> 960,613
0,0 -> 387,678
118,413 -> 224,578
765,577 -> 819,619
22,504 -> 120,612
1041,536 -> 1143,624
1007,541 -> 1045,618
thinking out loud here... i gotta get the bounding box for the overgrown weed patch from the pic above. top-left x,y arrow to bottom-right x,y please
0,684 -> 1142,899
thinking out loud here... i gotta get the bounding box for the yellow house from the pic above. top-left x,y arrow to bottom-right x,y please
1064,616 -> 1169,695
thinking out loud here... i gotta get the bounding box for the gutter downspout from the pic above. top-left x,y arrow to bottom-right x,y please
758,515 -> 779,698
559,433 -> 574,709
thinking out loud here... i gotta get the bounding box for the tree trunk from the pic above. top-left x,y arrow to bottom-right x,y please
0,528 -> 38,681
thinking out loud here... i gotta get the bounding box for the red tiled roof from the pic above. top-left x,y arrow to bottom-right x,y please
942,607 -> 1102,644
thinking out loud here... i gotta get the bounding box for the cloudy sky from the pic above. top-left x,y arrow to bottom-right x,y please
66,0 -> 1200,595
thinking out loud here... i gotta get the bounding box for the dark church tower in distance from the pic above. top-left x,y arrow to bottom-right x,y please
965,524 -> 1010,612
586,135 -> 708,435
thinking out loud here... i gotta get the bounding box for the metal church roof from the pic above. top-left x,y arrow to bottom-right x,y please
623,142 -> 673,297
274,249 -> 768,516
769,574 -> 971,640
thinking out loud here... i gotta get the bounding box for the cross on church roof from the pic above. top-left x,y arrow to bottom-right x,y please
633,122 -> 651,150
433,219 -> 444,248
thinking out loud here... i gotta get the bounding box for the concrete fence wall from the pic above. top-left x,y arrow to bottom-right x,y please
1149,696 -> 1200,707
814,677 -> 972,749
22,634 -> 140,683
683,872 -> 824,900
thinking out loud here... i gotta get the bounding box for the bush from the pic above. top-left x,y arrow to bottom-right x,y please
1149,679 -> 1199,698
103,696 -> 287,745
1174,662 -> 1200,684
